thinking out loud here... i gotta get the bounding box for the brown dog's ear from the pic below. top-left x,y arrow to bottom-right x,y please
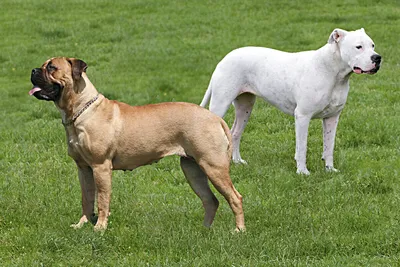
67,58 -> 88,80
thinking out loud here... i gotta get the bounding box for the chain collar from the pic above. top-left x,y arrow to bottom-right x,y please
62,94 -> 100,126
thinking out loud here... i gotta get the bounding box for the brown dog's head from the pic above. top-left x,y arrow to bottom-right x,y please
30,57 -> 87,101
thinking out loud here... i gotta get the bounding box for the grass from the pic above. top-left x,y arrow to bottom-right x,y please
1,0 -> 399,265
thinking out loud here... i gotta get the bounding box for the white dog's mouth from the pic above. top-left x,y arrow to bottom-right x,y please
353,66 -> 380,74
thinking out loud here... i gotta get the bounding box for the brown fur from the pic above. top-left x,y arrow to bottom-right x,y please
30,57 -> 245,232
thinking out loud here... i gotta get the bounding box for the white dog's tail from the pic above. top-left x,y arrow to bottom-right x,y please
200,85 -> 211,108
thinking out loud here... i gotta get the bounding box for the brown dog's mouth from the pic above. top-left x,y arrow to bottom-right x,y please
29,82 -> 63,101
30,68 -> 63,101
29,86 -> 53,101
29,86 -> 42,96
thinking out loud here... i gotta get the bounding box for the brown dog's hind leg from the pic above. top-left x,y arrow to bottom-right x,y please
180,157 -> 219,227
71,164 -> 96,229
199,161 -> 245,232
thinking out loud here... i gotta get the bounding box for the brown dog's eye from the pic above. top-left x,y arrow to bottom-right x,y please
47,64 -> 57,72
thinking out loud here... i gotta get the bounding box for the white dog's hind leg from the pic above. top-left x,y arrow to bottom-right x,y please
294,109 -> 312,175
322,113 -> 341,172
209,95 -> 234,118
208,75 -> 243,118
231,93 -> 256,164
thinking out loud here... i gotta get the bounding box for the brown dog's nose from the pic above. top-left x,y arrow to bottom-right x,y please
31,68 -> 40,76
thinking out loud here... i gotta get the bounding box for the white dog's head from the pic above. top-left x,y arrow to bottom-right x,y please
328,28 -> 381,74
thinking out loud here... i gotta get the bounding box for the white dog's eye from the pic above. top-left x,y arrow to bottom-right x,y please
356,45 -> 362,49
372,44 -> 375,48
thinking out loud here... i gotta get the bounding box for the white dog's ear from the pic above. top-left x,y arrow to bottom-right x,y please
328,29 -> 347,44
359,28 -> 365,33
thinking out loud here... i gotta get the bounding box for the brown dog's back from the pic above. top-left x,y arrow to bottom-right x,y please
93,100 -> 231,171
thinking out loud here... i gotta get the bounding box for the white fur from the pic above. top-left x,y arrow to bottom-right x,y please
200,28 -> 380,175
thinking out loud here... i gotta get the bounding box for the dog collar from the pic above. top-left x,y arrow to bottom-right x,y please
62,94 -> 100,126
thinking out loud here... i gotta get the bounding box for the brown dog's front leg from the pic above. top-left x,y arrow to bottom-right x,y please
92,161 -> 112,232
71,164 -> 96,229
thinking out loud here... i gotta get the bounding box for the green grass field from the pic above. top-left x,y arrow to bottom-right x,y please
1,0 -> 400,265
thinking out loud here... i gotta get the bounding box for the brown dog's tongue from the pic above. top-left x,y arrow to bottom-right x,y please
29,87 -> 41,95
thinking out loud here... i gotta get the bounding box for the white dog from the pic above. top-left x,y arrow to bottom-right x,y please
200,28 -> 381,175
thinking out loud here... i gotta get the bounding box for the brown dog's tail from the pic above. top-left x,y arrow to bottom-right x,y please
220,119 -> 233,161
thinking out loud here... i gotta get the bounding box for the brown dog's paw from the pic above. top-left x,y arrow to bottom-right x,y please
70,214 -> 99,229
90,214 -> 98,225
70,223 -> 84,229
70,215 -> 89,229
94,221 -> 108,232
233,226 -> 246,234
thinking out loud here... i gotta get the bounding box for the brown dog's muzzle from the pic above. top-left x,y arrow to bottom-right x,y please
30,68 -> 62,101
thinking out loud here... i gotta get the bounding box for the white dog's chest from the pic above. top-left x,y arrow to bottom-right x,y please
312,84 -> 350,118
314,102 -> 345,118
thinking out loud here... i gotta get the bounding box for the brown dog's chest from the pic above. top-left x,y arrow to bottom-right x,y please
66,129 -> 92,164
67,134 -> 83,161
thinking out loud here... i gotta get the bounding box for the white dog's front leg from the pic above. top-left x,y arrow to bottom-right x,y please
295,110 -> 312,175
322,113 -> 341,172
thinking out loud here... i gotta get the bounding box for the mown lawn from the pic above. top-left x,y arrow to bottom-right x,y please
0,0 -> 399,265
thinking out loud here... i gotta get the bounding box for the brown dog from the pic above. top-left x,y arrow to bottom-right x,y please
29,57 -> 245,232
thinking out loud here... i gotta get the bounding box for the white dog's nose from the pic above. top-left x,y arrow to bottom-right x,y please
371,54 -> 382,64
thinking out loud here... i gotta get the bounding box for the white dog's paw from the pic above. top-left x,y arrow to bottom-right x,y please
233,158 -> 248,165
325,166 -> 339,173
296,167 -> 310,175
